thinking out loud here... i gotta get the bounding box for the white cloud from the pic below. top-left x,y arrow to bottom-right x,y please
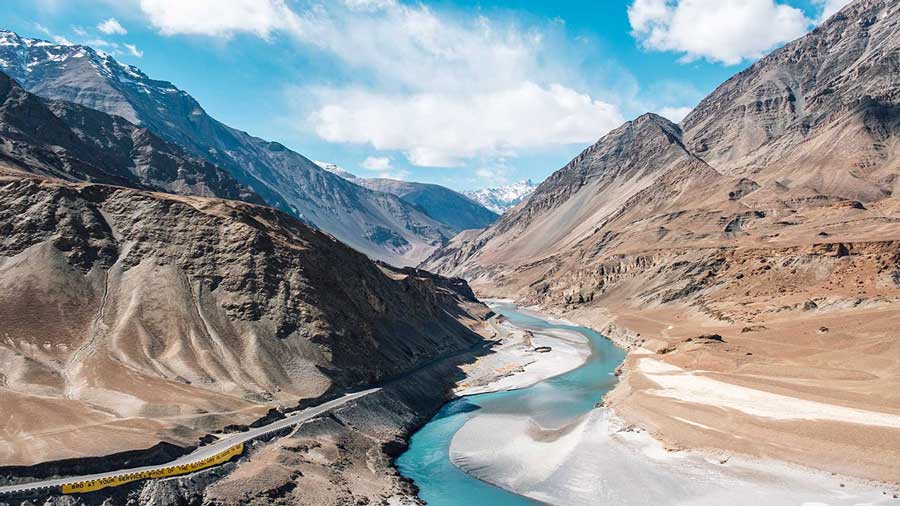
312,82 -> 623,167
72,26 -> 87,37
343,0 -> 397,12
138,0 -> 300,38
140,0 -> 625,168
658,106 -> 693,123
814,0 -> 853,22
86,38 -> 114,47
475,166 -> 512,186
98,17 -> 127,35
374,169 -> 411,180
628,0 -> 812,65
361,156 -> 392,170
124,43 -> 144,58
35,24 -> 73,46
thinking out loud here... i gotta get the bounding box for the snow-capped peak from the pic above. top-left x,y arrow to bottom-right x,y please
463,179 -> 537,215
0,29 -> 176,98
313,161 -> 357,180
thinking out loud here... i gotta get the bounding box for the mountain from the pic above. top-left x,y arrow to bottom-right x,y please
463,179 -> 536,214
351,178 -> 498,232
0,171 -> 489,472
423,113 -> 715,275
0,29 -> 452,266
0,70 -> 259,202
314,161 -> 499,232
424,0 -> 900,482
680,1 -> 900,201
426,0 -> 900,295
314,160 -> 359,180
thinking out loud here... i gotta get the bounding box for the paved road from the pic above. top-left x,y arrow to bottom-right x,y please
0,388 -> 381,497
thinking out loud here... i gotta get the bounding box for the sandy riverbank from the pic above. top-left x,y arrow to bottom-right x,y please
446,305 -> 900,505
453,314 -> 591,396
450,408 -> 897,506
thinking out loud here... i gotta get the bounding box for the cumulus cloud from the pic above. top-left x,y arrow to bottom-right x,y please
35,23 -> 73,45
475,165 -> 513,186
814,0 -> 853,21
98,17 -> 127,35
86,38 -> 114,47
343,0 -> 397,12
312,83 -> 623,167
628,0 -> 812,65
658,106 -> 693,123
361,156 -> 392,170
138,0 -> 300,38
139,1 -> 625,168
124,43 -> 144,58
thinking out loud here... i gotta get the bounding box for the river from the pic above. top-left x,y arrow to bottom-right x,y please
395,301 -> 626,505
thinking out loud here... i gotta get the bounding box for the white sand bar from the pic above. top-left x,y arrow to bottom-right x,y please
455,323 -> 590,396
450,410 -> 895,506
640,358 -> 900,428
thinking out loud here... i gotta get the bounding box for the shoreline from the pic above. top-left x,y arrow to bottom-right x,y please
449,407 -> 898,505
441,303 -> 899,505
452,311 -> 593,397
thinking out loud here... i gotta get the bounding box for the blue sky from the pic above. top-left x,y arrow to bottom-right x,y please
3,0 -> 847,190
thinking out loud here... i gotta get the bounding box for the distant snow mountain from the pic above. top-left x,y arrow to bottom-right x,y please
0,29 -> 452,267
314,161 -> 358,180
464,180 -> 537,214
314,161 -> 498,232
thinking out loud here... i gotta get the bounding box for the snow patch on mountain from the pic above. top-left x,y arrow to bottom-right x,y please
314,160 -> 358,180
464,179 -> 537,214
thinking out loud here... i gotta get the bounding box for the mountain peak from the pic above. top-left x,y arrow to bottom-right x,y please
463,179 -> 537,214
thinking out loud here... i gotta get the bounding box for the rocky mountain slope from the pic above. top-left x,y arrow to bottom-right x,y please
680,0 -> 900,201
0,29 -> 452,266
0,170 -> 490,503
315,161 -> 499,232
0,70 -> 258,202
424,0 -> 900,482
350,177 -> 498,232
463,179 -> 537,214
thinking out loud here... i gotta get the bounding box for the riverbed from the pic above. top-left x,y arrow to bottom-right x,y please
395,301 -> 624,505
396,303 -> 894,506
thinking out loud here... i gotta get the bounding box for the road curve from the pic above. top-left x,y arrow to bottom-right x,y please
0,388 -> 381,498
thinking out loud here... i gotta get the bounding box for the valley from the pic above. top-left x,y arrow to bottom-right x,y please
422,0 -> 900,492
1,0 -> 900,504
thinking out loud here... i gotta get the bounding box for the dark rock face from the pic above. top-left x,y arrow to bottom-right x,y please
0,30 -> 452,266
0,71 -> 259,203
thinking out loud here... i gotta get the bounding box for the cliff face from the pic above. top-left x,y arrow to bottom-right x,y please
0,174 -> 489,468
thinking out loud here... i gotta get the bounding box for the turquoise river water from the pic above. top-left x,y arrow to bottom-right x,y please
395,302 -> 627,505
